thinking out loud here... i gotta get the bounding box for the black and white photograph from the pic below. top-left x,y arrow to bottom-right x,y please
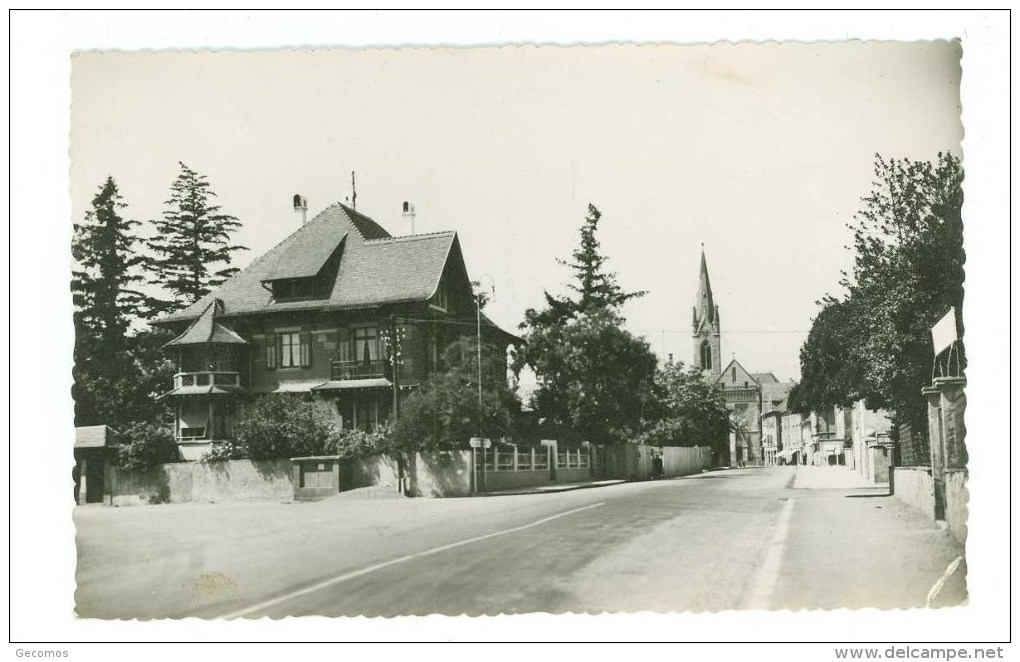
8,8 -> 1012,653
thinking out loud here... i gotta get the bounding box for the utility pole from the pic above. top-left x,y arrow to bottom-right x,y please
351,171 -> 357,211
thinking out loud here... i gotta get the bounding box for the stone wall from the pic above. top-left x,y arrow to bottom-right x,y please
110,459 -> 294,506
891,466 -> 935,522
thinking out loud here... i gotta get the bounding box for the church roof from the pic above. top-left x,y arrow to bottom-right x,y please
692,247 -> 718,332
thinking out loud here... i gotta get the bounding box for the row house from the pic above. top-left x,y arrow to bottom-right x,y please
153,199 -> 518,460
759,381 -> 794,466
799,402 -> 893,473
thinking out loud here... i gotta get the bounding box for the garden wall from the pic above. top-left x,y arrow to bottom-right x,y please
109,459 -> 294,506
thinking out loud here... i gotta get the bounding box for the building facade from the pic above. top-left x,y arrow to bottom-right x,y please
154,201 -> 517,460
690,249 -> 787,467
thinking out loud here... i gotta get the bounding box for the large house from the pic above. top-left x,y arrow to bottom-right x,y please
153,199 -> 518,460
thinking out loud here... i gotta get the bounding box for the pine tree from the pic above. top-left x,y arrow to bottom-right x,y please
72,176 -> 145,348
514,203 -> 655,444
146,162 -> 246,316
533,203 -> 647,325
71,176 -> 147,426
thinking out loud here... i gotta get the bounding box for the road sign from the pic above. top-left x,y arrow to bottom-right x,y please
469,437 -> 491,449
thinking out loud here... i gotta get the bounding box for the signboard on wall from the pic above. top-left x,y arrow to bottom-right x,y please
931,307 -> 958,356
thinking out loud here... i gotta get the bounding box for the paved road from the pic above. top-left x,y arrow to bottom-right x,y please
74,467 -> 965,619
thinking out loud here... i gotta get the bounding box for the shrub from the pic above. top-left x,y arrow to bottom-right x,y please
200,439 -> 248,463
325,426 -> 390,459
234,394 -> 341,460
117,421 -> 180,472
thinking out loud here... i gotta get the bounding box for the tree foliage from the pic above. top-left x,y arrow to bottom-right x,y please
116,421 -> 180,472
233,394 -> 344,460
514,204 -> 655,444
146,162 -> 246,316
392,336 -> 518,452
72,176 -> 145,348
793,152 -> 965,433
637,362 -> 731,451
72,178 -> 176,429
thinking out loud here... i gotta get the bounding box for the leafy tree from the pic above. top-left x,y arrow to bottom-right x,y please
794,152 -> 964,434
116,421 -> 180,472
392,336 -> 518,452
233,394 -> 340,460
638,362 -> 731,455
519,307 -> 658,445
514,203 -> 655,444
146,162 -> 246,316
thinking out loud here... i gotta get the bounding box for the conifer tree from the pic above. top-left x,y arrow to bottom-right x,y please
146,162 -> 246,316
72,176 -> 145,348
71,176 -> 149,426
514,204 -> 655,444
536,204 -> 647,324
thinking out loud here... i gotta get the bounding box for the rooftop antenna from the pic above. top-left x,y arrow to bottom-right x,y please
351,170 -> 357,211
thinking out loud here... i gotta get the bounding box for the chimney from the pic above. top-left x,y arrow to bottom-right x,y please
293,194 -> 308,226
402,201 -> 417,234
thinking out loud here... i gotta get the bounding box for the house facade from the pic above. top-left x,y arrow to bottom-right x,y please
154,201 -> 516,460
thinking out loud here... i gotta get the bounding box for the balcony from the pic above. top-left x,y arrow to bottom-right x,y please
331,359 -> 388,381
174,371 -> 241,389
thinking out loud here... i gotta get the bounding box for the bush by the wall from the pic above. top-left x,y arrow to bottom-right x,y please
200,439 -> 248,463
234,394 -> 341,460
326,426 -> 391,459
117,421 -> 180,472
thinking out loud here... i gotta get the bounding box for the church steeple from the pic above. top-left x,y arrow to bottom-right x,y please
695,246 -> 715,327
692,246 -> 721,377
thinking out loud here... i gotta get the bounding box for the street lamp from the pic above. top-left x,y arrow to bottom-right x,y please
472,275 -> 495,433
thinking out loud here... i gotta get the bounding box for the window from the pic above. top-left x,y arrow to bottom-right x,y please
700,340 -> 712,370
267,331 -> 311,369
353,327 -> 379,364
732,366 -> 737,382
280,332 -> 301,368
272,278 -> 316,300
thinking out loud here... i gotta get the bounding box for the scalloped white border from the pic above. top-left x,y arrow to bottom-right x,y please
8,8 -> 1010,652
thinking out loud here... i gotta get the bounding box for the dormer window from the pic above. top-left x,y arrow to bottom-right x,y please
270,277 -> 317,301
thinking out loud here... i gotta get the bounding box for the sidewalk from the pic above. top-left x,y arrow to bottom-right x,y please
792,464 -> 879,489
770,466 -> 966,609
480,479 -> 626,496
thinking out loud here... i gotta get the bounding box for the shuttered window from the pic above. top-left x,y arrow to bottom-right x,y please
266,332 -> 278,369
299,331 -> 312,368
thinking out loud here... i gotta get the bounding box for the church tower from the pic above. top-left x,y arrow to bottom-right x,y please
692,247 -> 722,377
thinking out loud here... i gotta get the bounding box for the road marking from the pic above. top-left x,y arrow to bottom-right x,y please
926,555 -> 965,607
742,497 -> 794,610
221,501 -> 606,619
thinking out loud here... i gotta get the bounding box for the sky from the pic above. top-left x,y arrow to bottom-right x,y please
71,40 -> 963,384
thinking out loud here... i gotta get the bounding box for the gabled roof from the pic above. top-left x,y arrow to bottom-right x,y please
716,358 -> 757,388
752,372 -> 780,385
155,203 -> 460,324
165,300 -> 248,347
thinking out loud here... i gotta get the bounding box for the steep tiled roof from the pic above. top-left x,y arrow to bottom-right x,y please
165,300 -> 247,346
752,372 -> 780,384
156,203 -> 458,324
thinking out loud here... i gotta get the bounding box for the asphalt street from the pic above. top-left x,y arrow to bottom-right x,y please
74,466 -> 966,619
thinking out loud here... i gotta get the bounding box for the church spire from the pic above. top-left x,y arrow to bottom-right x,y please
694,244 -> 715,328
691,245 -> 721,377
